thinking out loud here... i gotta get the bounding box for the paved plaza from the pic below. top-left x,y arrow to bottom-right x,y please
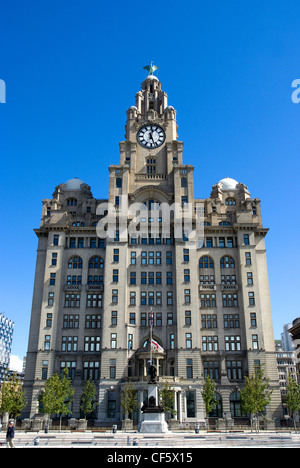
0,430 -> 299,448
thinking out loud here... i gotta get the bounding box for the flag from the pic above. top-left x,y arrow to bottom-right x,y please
150,310 -> 154,328
151,339 -> 164,352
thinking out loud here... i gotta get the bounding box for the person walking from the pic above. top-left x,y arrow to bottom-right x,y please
6,421 -> 15,448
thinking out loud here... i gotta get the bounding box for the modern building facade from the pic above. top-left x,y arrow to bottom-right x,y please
23,68 -> 282,424
0,313 -> 14,382
289,319 -> 300,376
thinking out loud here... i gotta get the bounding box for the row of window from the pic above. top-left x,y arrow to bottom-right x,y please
46,310 -> 257,331
48,290 -> 256,308
44,332 -> 259,353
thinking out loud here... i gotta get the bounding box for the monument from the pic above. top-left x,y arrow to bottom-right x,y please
138,314 -> 169,433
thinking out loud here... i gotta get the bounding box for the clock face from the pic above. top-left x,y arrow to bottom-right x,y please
137,125 -> 166,149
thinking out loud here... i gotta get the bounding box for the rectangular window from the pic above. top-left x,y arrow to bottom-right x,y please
46,313 -> 52,328
86,294 -> 102,308
184,289 -> 191,304
184,269 -> 190,283
85,314 -> 101,329
111,310 -> 118,326
201,314 -> 217,329
248,292 -> 255,305
141,313 -> 147,327
183,248 -> 189,262
186,333 -> 192,349
222,293 -> 238,307
203,361 -> 219,380
141,292 -> 147,305
170,334 -> 175,349
112,289 -> 118,304
130,291 -> 136,305
186,359 -> 193,378
65,294 -> 81,308
247,272 -> 253,285
200,294 -> 216,308
185,310 -> 191,325
250,312 -> 257,327
129,313 -> 136,325
112,269 -> 119,283
128,334 -> 133,350
48,292 -> 54,306
167,313 -> 173,325
113,249 -> 119,262
245,252 -> 252,265
224,314 -> 240,328
225,335 -> 241,351
130,272 -> 136,285
252,334 -> 258,349
51,252 -> 57,266
110,359 -> 116,379
130,251 -> 136,265
167,291 -> 173,305
84,336 -> 101,352
111,334 -> 117,349
64,314 -> 80,329
166,251 -> 172,264
202,336 -> 218,351
53,234 -> 59,246
83,361 -> 100,380
244,234 -> 250,245
44,335 -> 51,351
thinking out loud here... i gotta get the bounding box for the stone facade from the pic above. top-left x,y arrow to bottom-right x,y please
22,71 -> 282,424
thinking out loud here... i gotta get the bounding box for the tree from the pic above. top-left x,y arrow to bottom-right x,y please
0,372 -> 27,419
80,379 -> 97,420
39,367 -> 74,431
120,382 -> 138,420
202,376 -> 218,430
160,381 -> 177,418
286,373 -> 300,432
240,365 -> 273,432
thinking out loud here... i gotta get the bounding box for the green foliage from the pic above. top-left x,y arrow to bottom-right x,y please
202,376 -> 218,416
286,373 -> 300,431
80,379 -> 97,419
240,365 -> 272,431
0,371 -> 27,418
160,381 -> 177,416
120,382 -> 138,419
39,367 -> 74,430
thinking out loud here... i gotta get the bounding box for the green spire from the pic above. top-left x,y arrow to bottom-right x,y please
143,61 -> 159,76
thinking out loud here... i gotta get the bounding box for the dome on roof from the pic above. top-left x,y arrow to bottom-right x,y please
218,177 -> 239,190
65,178 -> 85,190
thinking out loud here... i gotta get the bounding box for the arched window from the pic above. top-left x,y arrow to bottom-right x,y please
220,256 -> 235,269
226,198 -> 236,206
199,256 -> 214,269
68,256 -> 83,269
88,256 -> 104,269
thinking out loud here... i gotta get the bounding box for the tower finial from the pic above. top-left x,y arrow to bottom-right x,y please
143,61 -> 159,76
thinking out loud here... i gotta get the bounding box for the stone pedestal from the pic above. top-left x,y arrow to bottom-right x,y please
138,384 -> 169,434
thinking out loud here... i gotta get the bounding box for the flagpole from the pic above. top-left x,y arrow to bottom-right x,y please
150,308 -> 153,366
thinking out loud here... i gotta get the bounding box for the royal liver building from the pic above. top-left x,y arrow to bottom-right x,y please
23,66 -> 281,425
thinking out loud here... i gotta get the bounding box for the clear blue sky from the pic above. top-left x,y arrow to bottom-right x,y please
0,0 -> 300,363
